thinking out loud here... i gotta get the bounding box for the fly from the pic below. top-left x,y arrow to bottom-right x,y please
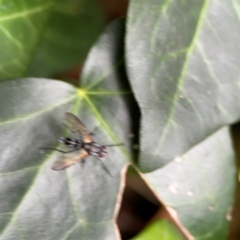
41,113 -> 122,176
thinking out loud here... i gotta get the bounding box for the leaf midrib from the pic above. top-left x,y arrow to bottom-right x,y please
151,0 -> 210,159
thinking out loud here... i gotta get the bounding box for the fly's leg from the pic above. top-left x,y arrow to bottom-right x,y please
80,159 -> 86,169
40,148 -> 79,154
90,125 -> 101,136
98,158 -> 112,176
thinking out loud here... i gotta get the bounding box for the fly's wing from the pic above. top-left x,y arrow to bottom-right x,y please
65,112 -> 93,143
51,148 -> 88,171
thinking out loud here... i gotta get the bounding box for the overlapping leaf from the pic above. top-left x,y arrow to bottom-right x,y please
126,0 -> 238,239
143,127 -> 235,240
126,0 -> 240,171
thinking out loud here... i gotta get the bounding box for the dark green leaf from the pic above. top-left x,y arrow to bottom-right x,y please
0,0 -> 104,81
0,20 -> 138,239
27,0 -> 104,77
0,0 -> 54,80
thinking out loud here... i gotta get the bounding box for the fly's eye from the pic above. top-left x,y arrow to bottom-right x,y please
99,152 -> 104,158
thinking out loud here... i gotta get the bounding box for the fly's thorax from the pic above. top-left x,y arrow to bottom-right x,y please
83,142 -> 99,155
83,143 -> 108,158
87,143 -> 100,152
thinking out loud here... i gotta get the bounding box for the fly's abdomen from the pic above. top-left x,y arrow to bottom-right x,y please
58,137 -> 80,147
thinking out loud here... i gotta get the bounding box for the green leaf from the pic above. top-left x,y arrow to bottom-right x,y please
0,0 -> 55,80
126,0 -> 238,239
143,127 -> 235,240
126,0 -> 240,171
0,20 -> 137,239
27,0 -> 104,78
131,219 -> 185,240
0,0 -> 104,81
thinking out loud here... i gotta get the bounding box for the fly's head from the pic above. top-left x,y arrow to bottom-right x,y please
98,146 -> 107,158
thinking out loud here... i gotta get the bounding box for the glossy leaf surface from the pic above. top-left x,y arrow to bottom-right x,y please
143,127 -> 235,240
126,0 -> 237,239
0,20 -> 137,240
126,0 -> 240,171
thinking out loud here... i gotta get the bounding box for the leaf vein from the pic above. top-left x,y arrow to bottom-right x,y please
0,25 -> 24,49
0,94 -> 76,126
0,2 -> 54,23
81,92 -> 130,161
152,0 -> 210,159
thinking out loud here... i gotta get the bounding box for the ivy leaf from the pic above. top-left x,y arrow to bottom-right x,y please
0,20 -> 137,239
126,0 -> 240,171
27,0 -> 104,77
126,0 -> 238,239
0,0 -> 104,81
143,127 -> 235,240
0,0 -> 54,80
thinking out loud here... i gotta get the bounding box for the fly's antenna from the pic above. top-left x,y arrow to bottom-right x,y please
105,143 -> 124,147
98,158 -> 112,177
